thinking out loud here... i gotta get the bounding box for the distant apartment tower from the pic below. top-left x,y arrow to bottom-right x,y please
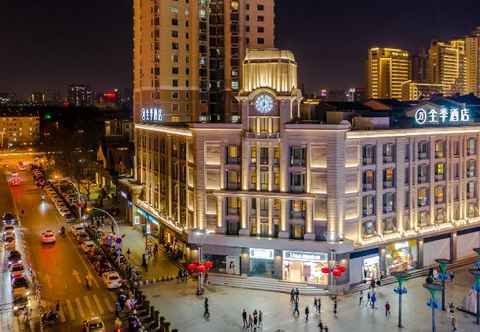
401,81 -> 443,100
466,26 -> 480,96
367,47 -> 410,100
68,84 -> 94,106
30,91 -> 47,105
411,49 -> 428,83
427,39 -> 466,96
132,0 -> 274,123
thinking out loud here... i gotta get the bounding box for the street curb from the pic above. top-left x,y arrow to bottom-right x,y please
137,276 -> 179,287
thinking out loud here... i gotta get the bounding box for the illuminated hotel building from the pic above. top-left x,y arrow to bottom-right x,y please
134,48 -> 480,289
367,48 -> 410,100
132,0 -> 274,123
401,81 -> 443,101
466,27 -> 480,96
428,39 -> 466,96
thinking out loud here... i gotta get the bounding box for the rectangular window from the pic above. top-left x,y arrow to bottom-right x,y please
417,164 -> 429,184
290,200 -> 306,219
226,145 -> 240,164
362,145 -> 376,165
250,169 -> 257,188
257,26 -> 264,33
435,186 -> 445,204
171,18 -> 178,26
363,170 -> 375,191
290,146 -> 306,166
418,188 -> 429,207
172,42 -> 179,50
257,4 -> 264,10
383,143 -> 395,163
257,15 -> 264,22
453,141 -> 460,157
250,146 -> 257,164
273,146 -> 280,164
383,168 -> 394,188
435,141 -> 445,158
435,163 -> 445,181
172,67 -> 179,74
260,172 -> 268,191
418,141 -> 429,160
383,192 -> 395,213
257,37 -> 264,44
467,181 -> 476,199
227,170 -> 240,190
290,173 -> 305,193
172,79 -> 178,87
362,195 -> 375,216
260,147 -> 269,164
467,159 -> 476,177
467,138 -> 476,156
171,30 -> 178,38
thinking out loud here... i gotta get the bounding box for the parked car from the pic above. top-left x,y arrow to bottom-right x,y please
9,263 -> 25,280
64,213 -> 76,223
80,241 -> 96,254
82,317 -> 105,332
4,235 -> 16,251
75,231 -> 90,243
7,250 -> 22,267
11,277 -> 29,297
2,212 -> 17,225
102,271 -> 122,289
70,223 -> 86,237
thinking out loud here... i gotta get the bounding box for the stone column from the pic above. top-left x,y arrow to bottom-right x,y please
304,199 -> 315,240
375,142 -> 383,236
216,196 -> 225,233
256,197 -> 261,235
268,198 -> 273,236
429,136 -> 435,225
396,138 -> 406,233
279,198 -> 289,238
239,196 -> 249,235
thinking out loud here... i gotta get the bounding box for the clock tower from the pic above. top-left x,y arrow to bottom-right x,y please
235,49 -> 303,135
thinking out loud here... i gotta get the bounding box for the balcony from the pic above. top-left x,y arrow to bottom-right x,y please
418,152 -> 428,160
226,157 -> 240,165
363,183 -> 374,191
383,155 -> 393,163
290,159 -> 306,167
290,185 -> 305,193
227,208 -> 240,216
383,181 -> 394,189
467,170 -> 476,178
417,199 -> 429,207
260,209 -> 268,217
418,176 -> 428,184
226,182 -> 241,190
362,209 -> 374,217
290,211 -> 305,219
246,132 -> 280,139
435,174 -> 445,181
363,157 -> 374,165
467,191 -> 476,199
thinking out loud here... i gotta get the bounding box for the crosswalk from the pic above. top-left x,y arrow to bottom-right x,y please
43,292 -> 116,323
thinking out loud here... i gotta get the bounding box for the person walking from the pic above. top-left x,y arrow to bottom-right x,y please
242,309 -> 247,328
290,288 -> 295,304
305,305 -> 310,321
333,297 -> 337,317
371,291 -> 376,310
253,313 -> 258,328
295,288 -> 300,303
385,300 -> 391,318
248,314 -> 253,329
367,290 -> 371,306
359,290 -> 363,306
203,297 -> 210,319
318,296 -> 322,313
258,310 -> 263,326
293,301 -> 300,316
314,297 -> 318,312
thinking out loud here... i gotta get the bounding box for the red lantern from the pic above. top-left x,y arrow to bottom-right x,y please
187,263 -> 197,273
337,265 -> 346,273
204,260 -> 214,270
196,264 -> 206,273
332,269 -> 342,277
321,266 -> 330,274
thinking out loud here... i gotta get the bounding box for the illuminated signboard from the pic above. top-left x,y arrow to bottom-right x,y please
414,107 -> 470,126
249,248 -> 274,260
141,107 -> 164,122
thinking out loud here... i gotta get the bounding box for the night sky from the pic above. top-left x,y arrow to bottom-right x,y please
1,0 -> 479,99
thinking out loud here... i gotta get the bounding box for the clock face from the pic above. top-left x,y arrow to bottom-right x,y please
255,94 -> 274,114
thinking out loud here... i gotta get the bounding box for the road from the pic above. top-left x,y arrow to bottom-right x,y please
0,155 -> 117,331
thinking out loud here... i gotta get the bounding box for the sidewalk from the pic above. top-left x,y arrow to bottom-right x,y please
110,224 -> 181,283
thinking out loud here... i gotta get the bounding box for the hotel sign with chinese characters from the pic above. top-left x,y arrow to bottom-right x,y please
414,107 -> 471,126
141,107 -> 164,123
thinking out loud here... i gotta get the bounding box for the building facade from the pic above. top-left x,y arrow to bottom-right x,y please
367,47 -> 411,100
0,109 -> 40,148
401,81 -> 443,101
466,26 -> 480,97
133,0 -> 274,124
134,49 -> 480,289
428,39 -> 466,96
68,84 -> 94,107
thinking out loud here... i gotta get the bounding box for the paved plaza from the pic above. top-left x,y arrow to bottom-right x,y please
143,268 -> 479,332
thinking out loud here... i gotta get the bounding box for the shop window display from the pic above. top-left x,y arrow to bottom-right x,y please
385,240 -> 418,275
282,251 -> 328,285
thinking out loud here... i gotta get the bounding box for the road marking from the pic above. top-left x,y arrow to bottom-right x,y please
103,297 -> 114,312
83,296 -> 95,316
92,294 -> 104,314
66,299 -> 76,321
72,270 -> 81,283
75,298 -> 85,318
89,273 -> 99,288
58,306 -> 66,323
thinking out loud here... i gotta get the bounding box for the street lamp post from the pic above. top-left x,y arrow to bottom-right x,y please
470,268 -> 480,325
424,283 -> 443,332
88,207 -> 120,235
435,258 -> 450,311
392,271 -> 408,328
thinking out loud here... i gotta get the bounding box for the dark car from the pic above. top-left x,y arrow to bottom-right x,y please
2,213 -> 17,225
7,250 -> 22,267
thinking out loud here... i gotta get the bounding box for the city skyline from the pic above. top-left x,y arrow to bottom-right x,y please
1,0 -> 479,98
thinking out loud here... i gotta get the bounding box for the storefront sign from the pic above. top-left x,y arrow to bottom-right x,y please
283,250 -> 328,262
141,107 -> 164,122
249,248 -> 274,260
415,107 -> 470,126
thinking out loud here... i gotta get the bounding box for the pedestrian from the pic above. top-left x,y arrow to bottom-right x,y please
333,297 -> 337,317
115,301 -> 121,317
293,301 -> 300,316
314,297 -> 318,312
371,291 -> 376,310
324,326 -> 329,332
126,248 -> 131,259
318,296 -> 322,313
367,290 -> 371,306
290,288 -> 295,303
242,309 -> 247,328
258,310 -> 263,326
203,297 -> 209,319
55,300 -> 60,312
142,253 -> 148,270
248,314 -> 253,328
253,313 -> 258,328
385,300 -> 391,318
295,288 -> 300,303
359,290 -> 363,306
450,272 -> 455,284
305,305 -> 309,321
318,321 -> 323,331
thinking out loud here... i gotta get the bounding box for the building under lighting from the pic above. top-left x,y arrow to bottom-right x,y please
401,81 -> 443,101
0,109 -> 40,148
428,39 -> 466,96
68,84 -> 94,107
132,48 -> 480,289
132,0 -> 275,123
367,47 -> 411,100
466,26 -> 480,97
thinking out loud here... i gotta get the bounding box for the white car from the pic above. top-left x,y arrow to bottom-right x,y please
102,271 -> 122,289
58,208 -> 70,217
4,235 -> 16,251
70,224 -> 86,237
82,317 -> 105,332
41,230 -> 56,244
80,241 -> 96,254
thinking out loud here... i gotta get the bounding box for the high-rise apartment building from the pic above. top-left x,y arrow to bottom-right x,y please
411,49 -> 428,83
68,84 -> 94,106
427,39 -> 466,96
367,48 -> 410,100
133,0 -> 274,123
466,27 -> 480,96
